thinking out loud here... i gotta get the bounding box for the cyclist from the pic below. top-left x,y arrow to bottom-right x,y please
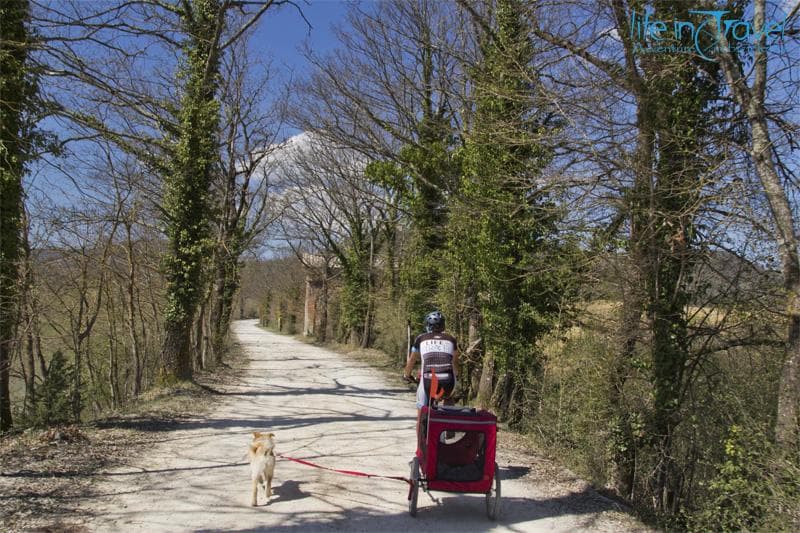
403,310 -> 460,411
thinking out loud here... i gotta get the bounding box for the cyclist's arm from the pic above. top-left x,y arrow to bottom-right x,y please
404,349 -> 419,379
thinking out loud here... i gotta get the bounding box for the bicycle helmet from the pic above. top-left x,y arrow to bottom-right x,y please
424,311 -> 445,333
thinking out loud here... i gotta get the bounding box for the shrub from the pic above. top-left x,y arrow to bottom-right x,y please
30,351 -> 75,427
688,425 -> 800,532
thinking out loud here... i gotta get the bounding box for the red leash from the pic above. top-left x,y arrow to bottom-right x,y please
276,453 -> 412,487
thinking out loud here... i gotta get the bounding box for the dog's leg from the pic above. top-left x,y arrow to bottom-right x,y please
266,471 -> 272,499
251,476 -> 259,506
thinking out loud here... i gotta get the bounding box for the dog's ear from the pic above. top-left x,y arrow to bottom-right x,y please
267,433 -> 275,438
252,431 -> 261,438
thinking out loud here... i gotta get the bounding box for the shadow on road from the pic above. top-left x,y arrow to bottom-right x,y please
269,480 -> 309,505
185,486 -> 632,532
94,409 -> 415,434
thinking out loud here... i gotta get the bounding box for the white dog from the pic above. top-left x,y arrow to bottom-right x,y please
248,432 -> 276,506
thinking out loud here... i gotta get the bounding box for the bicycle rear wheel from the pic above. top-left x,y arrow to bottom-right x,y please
408,456 -> 420,517
486,463 -> 501,520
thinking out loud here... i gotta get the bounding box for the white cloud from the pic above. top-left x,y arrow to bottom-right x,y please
780,0 -> 799,17
600,27 -> 621,42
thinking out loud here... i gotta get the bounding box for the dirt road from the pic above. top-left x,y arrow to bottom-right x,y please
82,320 -> 641,532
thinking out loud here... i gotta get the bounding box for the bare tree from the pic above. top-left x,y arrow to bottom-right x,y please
710,0 -> 800,449
205,40 -> 283,365
276,133 -> 391,346
293,0 -> 467,327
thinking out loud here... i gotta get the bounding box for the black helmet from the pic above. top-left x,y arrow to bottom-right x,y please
425,311 -> 445,333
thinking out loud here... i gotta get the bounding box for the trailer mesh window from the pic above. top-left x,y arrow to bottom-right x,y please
435,431 -> 486,482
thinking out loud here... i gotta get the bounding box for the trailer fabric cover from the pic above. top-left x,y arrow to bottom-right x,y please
417,406 -> 497,493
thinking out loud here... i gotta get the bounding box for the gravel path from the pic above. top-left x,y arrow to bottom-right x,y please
81,320 -> 643,532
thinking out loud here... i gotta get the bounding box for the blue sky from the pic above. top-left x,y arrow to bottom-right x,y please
252,0 -> 350,77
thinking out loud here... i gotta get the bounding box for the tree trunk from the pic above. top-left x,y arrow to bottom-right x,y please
159,0 -> 223,383
18,218 -> 37,415
25,310 -> 36,413
213,264 -> 236,364
748,114 -> 800,449
160,317 -> 194,383
609,274 -> 641,499
0,0 -> 32,432
317,270 -> 328,342
194,298 -> 206,370
72,341 -> 82,421
466,295 -> 481,400
753,115 -> 800,448
303,275 -> 315,337
108,324 -> 118,410
477,350 -> 495,410
106,283 -> 119,409
714,0 -> 800,449
360,233 -> 375,349
124,222 -> 142,397
209,255 -> 239,365
0,342 -> 12,431
609,1 -> 654,498
490,370 -> 511,419
217,274 -> 238,363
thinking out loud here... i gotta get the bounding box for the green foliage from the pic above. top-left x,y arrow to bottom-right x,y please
363,110 -> 460,329
1,0 -> 39,431
27,352 -> 75,427
339,253 -> 370,343
688,426 -> 800,532
371,299 -> 409,363
400,239 -> 442,330
159,0 -> 223,379
440,0 -> 576,422
364,159 -> 411,206
532,327 -> 618,479
529,297 -> 800,530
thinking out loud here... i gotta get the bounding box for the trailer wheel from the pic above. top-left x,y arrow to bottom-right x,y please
408,456 -> 420,517
486,463 -> 501,520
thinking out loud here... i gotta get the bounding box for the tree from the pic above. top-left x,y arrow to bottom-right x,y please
711,0 -> 800,450
455,0 -> 573,423
277,133 -> 388,346
205,39 -> 282,365
295,0 -> 464,328
620,4 -> 724,507
158,0 -> 225,382
0,0 -> 38,431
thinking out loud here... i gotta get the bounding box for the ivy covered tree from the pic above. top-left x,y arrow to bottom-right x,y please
0,0 -> 38,430
159,0 -> 224,382
396,119 -> 460,329
365,128 -> 459,328
595,0 -> 729,511
453,0 -> 573,424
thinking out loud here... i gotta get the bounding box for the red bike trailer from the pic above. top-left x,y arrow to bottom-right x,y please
408,405 -> 500,519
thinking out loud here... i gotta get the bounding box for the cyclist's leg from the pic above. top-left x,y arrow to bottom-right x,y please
415,379 -> 427,437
